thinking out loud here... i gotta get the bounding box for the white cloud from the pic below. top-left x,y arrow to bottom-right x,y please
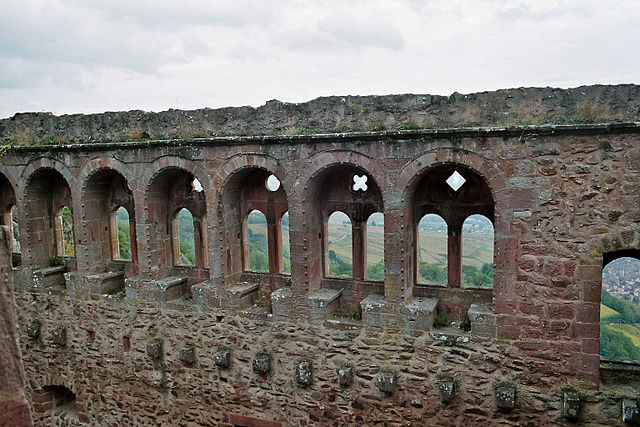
0,0 -> 638,118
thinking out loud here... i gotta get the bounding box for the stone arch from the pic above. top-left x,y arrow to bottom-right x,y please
19,157 -> 75,196
145,155 -> 212,196
300,153 -> 385,305
396,149 -> 506,198
78,156 -> 134,196
80,163 -> 137,275
22,162 -> 74,269
299,150 -> 386,198
395,148 -> 504,317
31,373 -> 88,423
212,153 -> 290,200
215,154 -> 289,289
144,163 -> 208,279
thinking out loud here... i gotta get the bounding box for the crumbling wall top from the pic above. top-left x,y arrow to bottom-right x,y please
1,84 -> 639,145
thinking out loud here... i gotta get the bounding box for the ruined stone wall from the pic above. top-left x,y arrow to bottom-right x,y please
0,226 -> 33,426
0,120 -> 639,425
1,84 -> 639,145
14,293 -> 639,427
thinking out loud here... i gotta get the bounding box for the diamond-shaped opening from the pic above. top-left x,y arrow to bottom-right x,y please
446,170 -> 466,191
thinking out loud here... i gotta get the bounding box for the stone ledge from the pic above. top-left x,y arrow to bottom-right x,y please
360,294 -> 386,329
402,297 -> 438,331
191,281 -> 219,308
86,271 -> 124,295
271,286 -> 292,322
225,282 -> 259,310
308,288 -> 342,322
32,265 -> 66,290
468,303 -> 496,339
125,275 -> 188,302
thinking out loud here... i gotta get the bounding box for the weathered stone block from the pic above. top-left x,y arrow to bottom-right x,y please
26,319 -> 41,339
376,371 -> 397,394
214,348 -> 232,369
468,303 -> 496,338
51,325 -> 67,346
32,266 -> 66,290
225,282 -> 259,310
360,294 -> 386,329
495,384 -> 516,410
295,360 -> 313,387
308,288 -> 342,322
622,398 -> 639,424
146,339 -> 163,359
271,286 -> 293,322
402,297 -> 437,331
563,391 -> 580,420
87,271 -> 124,295
179,343 -> 196,364
253,352 -> 271,374
439,381 -> 456,404
337,364 -> 354,388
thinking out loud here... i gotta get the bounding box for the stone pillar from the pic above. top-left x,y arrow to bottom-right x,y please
267,218 -> 283,273
448,224 -> 462,287
352,220 -> 366,280
0,225 -> 33,426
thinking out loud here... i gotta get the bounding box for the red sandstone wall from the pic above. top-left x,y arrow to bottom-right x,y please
0,226 -> 33,426
0,124 -> 638,425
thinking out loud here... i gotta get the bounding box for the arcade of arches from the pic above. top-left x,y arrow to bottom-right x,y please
1,123 -> 639,426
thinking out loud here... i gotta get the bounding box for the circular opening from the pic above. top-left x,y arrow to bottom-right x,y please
266,174 -> 281,192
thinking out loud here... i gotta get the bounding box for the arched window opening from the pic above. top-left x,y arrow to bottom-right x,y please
366,213 -> 384,280
58,206 -> 75,257
114,207 -> 132,260
417,214 -> 447,285
40,385 -> 77,419
281,212 -> 290,274
327,211 -> 352,278
10,205 -> 19,253
173,208 -> 196,266
461,214 -> 494,288
247,209 -> 269,272
600,254 -> 640,361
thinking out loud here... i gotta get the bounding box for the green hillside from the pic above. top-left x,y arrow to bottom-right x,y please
600,289 -> 640,360
600,304 -> 620,320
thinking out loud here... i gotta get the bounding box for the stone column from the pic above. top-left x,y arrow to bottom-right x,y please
352,220 -> 366,280
267,218 -> 283,273
447,223 -> 462,287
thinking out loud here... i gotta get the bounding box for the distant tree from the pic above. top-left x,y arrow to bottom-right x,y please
117,222 -> 131,260
329,250 -> 352,277
367,260 -> 384,280
419,263 -> 447,283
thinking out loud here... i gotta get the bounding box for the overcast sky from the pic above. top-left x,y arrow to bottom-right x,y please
1,0 -> 638,118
